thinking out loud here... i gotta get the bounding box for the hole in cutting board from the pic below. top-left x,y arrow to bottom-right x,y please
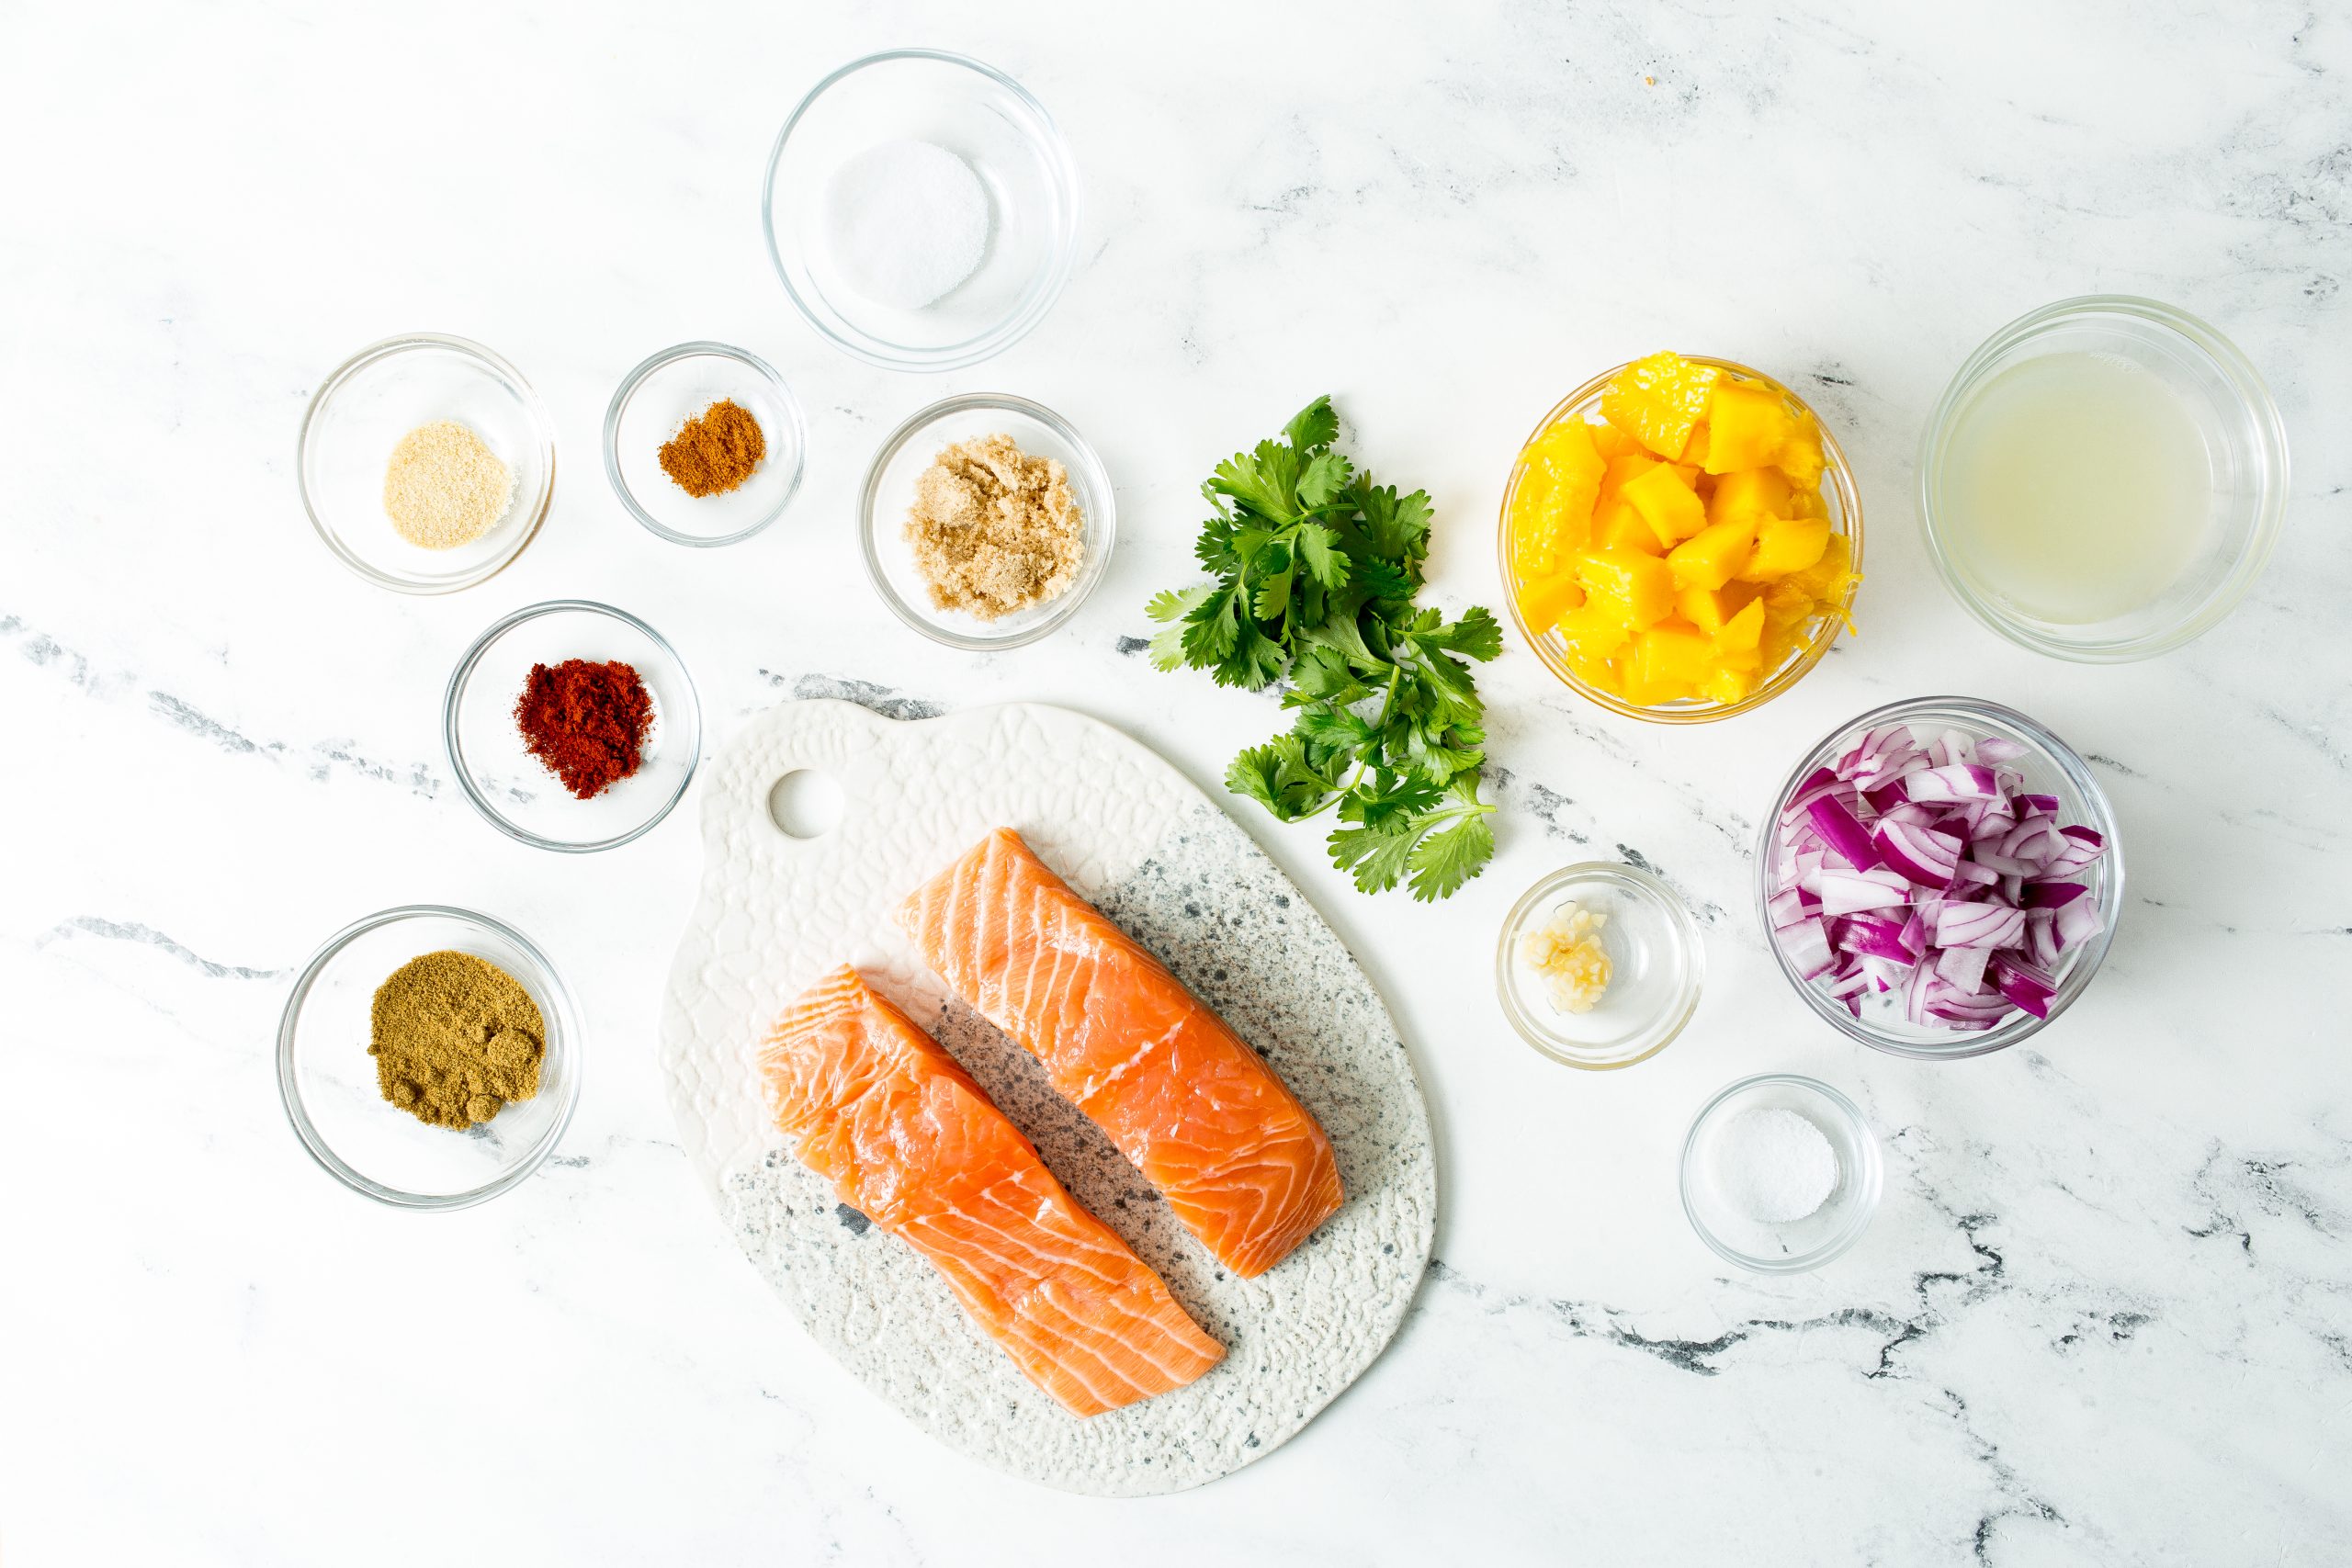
768,769 -> 843,840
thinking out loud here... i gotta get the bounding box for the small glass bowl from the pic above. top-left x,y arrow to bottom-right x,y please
603,342 -> 807,547
859,392 -> 1114,649
1757,695 -> 2125,1060
1680,1074 -> 1882,1273
277,905 -> 582,1209
1919,296 -> 2289,661
763,50 -> 1080,371
1498,357 -> 1862,724
1495,862 -> 1704,1069
445,600 -> 702,852
298,333 -> 556,593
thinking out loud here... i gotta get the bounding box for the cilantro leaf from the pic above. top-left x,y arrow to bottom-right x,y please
1142,396 -> 1502,900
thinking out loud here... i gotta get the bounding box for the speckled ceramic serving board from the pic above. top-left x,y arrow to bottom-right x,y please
658,700 -> 1435,1496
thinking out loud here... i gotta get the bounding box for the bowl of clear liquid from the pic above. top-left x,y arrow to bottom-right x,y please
1918,296 -> 2288,662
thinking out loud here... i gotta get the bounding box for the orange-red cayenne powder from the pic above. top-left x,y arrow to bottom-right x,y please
514,660 -> 654,799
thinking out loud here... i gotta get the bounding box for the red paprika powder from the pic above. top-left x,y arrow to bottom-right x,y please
514,659 -> 654,799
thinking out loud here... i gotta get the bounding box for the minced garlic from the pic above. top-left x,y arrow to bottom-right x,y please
1521,900 -> 1612,1013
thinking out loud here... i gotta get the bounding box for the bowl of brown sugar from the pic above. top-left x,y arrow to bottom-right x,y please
604,342 -> 807,547
858,391 -> 1114,649
277,906 -> 582,1209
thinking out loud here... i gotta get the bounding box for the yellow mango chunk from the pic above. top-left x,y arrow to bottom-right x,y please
1705,464 -> 1792,526
1621,463 -> 1707,548
1508,419 -> 1608,585
1601,352 -> 1721,460
1759,579 -> 1817,628
1739,515 -> 1833,581
1703,379 -> 1799,474
1576,547 -> 1675,629
1557,603 -> 1632,660
1674,581 -> 1758,637
1781,533 -> 1856,604
1778,413 -> 1826,489
1666,517 -> 1757,591
1786,483 -> 1829,519
1702,665 -> 1759,705
1680,422 -> 1711,469
1596,499 -> 1662,555
1597,451 -> 1658,507
1631,621 -> 1714,690
1713,596 -> 1766,652
1517,570 -> 1586,632
1588,419 -> 1641,459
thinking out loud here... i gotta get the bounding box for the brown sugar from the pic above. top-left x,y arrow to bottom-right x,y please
904,434 -> 1085,620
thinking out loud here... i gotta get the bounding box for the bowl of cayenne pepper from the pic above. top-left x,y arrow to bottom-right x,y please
444,600 -> 703,852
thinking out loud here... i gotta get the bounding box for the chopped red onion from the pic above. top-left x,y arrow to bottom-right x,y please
1770,718 -> 2109,1033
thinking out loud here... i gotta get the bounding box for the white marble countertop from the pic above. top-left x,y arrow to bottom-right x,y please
5,3 -> 2348,1562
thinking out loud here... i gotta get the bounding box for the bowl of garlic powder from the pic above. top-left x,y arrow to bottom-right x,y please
858,392 -> 1114,649
298,333 -> 556,594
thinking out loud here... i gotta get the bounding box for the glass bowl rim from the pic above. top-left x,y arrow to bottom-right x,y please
1497,355 -> 1864,725
275,902 -> 582,1211
1916,293 -> 2290,663
857,391 -> 1115,650
601,340 -> 808,547
442,598 -> 704,852
1494,860 -> 1706,1070
1753,694 -> 2126,1060
296,332 -> 557,596
761,48 -> 1082,373
1679,1071 -> 1883,1273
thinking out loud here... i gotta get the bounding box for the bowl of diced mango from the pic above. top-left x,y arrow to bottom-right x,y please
1500,352 -> 1862,721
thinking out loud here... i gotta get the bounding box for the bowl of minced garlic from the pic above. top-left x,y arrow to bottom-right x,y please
860,393 -> 1116,649
1495,863 -> 1705,1070
277,905 -> 581,1207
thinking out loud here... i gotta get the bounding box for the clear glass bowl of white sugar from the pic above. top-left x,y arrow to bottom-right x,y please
763,51 -> 1081,372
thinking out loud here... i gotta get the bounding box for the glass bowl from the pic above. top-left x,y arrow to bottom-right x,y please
277,905 -> 581,1209
1756,695 -> 2124,1060
1680,1074 -> 1882,1273
1498,356 -> 1862,723
763,50 -> 1080,371
1495,862 -> 1704,1069
603,342 -> 807,547
298,333 -> 556,593
1919,296 -> 2289,661
445,600 -> 702,852
859,392 -> 1114,649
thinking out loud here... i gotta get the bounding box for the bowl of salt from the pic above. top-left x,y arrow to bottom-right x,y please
763,50 -> 1081,372
1679,1074 -> 1882,1273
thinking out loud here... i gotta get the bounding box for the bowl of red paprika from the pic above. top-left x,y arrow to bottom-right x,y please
445,600 -> 702,852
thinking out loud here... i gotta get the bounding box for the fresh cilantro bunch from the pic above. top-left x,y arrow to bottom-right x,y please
1146,397 -> 1501,901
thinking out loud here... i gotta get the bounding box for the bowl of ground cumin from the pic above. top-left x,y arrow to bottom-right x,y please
858,392 -> 1114,649
277,905 -> 582,1209
298,333 -> 557,593
604,342 -> 807,547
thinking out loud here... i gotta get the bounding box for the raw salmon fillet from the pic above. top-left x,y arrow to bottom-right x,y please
759,966 -> 1223,1417
896,829 -> 1345,1279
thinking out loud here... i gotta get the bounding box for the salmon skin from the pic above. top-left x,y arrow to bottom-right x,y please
760,966 -> 1224,1417
896,829 -> 1345,1279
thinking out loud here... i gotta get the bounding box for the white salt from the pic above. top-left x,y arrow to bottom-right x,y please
1710,1106 -> 1838,1224
822,139 -> 990,310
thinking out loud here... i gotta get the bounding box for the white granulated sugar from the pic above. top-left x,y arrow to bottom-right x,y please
823,139 -> 990,310
1710,1106 -> 1838,1224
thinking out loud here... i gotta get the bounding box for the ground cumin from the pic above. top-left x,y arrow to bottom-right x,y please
369,951 -> 546,1130
904,434 -> 1084,620
659,399 -> 766,497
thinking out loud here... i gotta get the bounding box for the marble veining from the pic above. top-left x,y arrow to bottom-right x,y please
4,1 -> 2348,1563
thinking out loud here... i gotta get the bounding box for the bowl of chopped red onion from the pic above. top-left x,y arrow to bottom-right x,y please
1757,695 -> 2122,1058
